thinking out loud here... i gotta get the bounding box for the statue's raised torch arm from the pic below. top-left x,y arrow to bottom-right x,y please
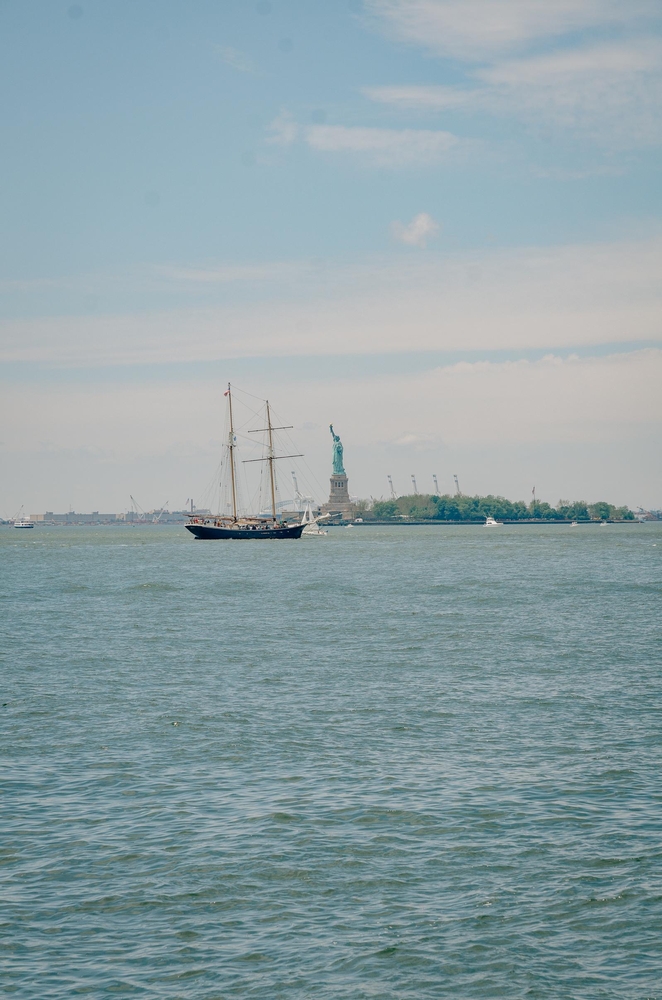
329,424 -> 346,476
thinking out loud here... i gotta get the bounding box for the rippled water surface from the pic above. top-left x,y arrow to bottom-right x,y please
2,523 -> 661,998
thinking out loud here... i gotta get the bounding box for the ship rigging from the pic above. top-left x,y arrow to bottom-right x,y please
185,384 -> 321,540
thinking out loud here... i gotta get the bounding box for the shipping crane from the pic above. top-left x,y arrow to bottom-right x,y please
129,495 -> 147,521
411,475 -> 418,495
453,475 -> 461,496
153,500 -> 169,523
433,475 -> 440,495
291,471 -> 313,512
387,475 -> 396,499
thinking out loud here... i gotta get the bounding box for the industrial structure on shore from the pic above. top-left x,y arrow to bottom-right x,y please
23,509 -> 195,525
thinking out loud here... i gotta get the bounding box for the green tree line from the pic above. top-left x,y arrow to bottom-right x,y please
364,494 -> 634,521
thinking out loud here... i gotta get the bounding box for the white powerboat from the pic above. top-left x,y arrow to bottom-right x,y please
484,516 -> 501,527
13,507 -> 33,529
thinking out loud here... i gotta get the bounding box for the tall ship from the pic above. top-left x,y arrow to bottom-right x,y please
185,384 -> 316,540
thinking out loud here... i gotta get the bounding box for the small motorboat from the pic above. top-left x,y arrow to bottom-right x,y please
484,516 -> 501,527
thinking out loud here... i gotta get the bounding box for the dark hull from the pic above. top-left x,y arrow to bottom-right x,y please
186,522 -> 304,540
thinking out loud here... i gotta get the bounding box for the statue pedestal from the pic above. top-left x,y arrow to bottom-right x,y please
321,474 -> 357,519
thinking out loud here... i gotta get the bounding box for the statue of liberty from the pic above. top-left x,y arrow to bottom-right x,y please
329,425 -> 345,475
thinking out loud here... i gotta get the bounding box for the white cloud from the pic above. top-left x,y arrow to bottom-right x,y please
266,111 -> 299,145
214,45 -> 257,74
365,39 -> 662,147
477,40 -> 662,143
1,238 -> 661,367
366,0 -> 657,60
364,84 -> 468,110
308,349 -> 662,448
5,350 -> 659,452
265,114 -> 477,167
155,261 -> 308,284
3,350 -> 660,510
307,124 -> 476,167
391,212 -> 440,247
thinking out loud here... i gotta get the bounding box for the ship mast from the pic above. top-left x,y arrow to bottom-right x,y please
245,401 -> 302,518
227,383 -> 238,521
266,399 -> 277,521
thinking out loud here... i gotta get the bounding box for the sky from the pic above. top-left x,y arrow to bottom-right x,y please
1,0 -> 661,515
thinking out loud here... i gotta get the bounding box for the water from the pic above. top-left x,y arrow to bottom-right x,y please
2,523 -> 661,999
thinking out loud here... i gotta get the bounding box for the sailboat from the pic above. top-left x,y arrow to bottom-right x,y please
302,502 -> 329,535
185,385 -> 319,540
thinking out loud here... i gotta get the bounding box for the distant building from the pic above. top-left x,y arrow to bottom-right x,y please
637,509 -> 662,521
30,512 -> 117,523
26,508 -> 209,525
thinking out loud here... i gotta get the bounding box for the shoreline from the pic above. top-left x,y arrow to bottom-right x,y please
2,518 -> 651,528
335,518 -> 646,526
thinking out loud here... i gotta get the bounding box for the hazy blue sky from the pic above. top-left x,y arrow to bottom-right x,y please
1,0 -> 661,514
